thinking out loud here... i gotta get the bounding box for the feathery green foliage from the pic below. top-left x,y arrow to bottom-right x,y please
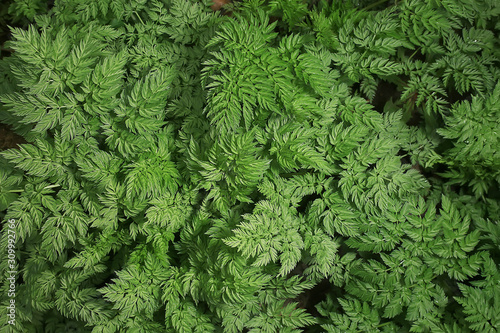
0,0 -> 499,332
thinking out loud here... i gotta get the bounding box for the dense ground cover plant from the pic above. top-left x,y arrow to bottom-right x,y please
0,0 -> 499,332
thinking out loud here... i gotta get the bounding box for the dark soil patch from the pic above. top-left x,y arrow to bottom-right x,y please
0,123 -> 26,150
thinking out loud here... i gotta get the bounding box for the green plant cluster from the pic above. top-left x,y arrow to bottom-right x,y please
0,0 -> 499,332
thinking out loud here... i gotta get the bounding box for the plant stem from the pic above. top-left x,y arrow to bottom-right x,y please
362,0 -> 391,11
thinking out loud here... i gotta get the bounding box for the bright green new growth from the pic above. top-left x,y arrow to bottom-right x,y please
0,0 -> 499,332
